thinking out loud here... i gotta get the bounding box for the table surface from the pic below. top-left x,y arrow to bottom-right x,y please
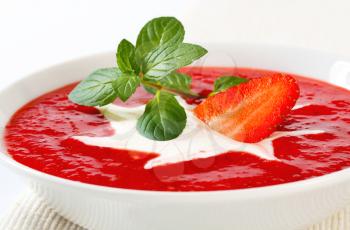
1,0 -> 350,221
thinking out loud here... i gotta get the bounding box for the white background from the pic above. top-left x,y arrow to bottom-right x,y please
1,0 -> 350,220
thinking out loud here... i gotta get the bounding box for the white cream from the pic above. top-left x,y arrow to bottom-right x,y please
73,101 -> 324,169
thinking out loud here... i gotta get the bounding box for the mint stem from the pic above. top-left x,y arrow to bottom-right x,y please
141,80 -> 202,99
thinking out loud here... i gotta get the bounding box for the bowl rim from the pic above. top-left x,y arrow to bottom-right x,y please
1,42 -> 350,200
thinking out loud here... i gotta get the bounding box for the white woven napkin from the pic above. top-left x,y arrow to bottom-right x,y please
0,190 -> 84,230
1,190 -> 349,230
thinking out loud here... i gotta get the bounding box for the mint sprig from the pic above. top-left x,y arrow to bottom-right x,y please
69,16 -> 207,141
143,72 -> 198,97
116,39 -> 138,73
142,43 -> 207,79
137,91 -> 186,141
135,17 -> 185,62
68,68 -> 120,106
115,74 -> 140,102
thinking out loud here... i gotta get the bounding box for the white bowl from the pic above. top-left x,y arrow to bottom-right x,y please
1,43 -> 350,230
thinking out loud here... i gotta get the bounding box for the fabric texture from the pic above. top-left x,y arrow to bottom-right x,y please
0,191 -> 84,230
0,190 -> 349,230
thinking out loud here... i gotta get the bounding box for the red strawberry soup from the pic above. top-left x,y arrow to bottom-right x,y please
4,67 -> 350,191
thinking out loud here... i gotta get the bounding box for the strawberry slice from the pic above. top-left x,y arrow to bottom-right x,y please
193,73 -> 300,143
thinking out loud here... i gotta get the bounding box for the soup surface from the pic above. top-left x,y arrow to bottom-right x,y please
4,67 -> 350,191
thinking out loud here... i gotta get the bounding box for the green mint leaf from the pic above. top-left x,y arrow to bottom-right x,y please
135,17 -> 184,62
159,72 -> 192,92
142,43 -> 207,79
143,72 -> 192,95
69,68 -> 121,106
213,76 -> 248,93
115,74 -> 140,102
142,73 -> 200,98
117,39 -> 137,73
137,91 -> 186,141
142,84 -> 157,95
